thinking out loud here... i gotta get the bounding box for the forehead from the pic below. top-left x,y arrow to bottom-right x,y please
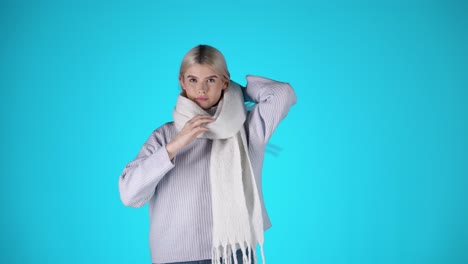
184,64 -> 219,78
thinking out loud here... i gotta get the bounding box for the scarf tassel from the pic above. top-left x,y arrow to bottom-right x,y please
212,241 -> 266,264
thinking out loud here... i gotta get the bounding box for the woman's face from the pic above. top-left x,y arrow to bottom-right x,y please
179,63 -> 228,109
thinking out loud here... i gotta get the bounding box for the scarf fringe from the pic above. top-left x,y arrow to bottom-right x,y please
212,241 -> 265,264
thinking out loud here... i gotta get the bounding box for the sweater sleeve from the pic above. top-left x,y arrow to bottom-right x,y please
244,75 -> 297,144
118,127 -> 175,208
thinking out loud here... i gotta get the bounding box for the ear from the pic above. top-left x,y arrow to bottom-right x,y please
222,81 -> 229,90
179,76 -> 186,91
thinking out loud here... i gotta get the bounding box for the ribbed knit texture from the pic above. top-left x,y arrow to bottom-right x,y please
118,75 -> 297,264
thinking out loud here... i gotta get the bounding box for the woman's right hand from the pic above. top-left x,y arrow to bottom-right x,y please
166,115 -> 215,160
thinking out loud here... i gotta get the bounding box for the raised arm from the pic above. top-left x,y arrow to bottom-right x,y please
244,75 -> 297,144
118,127 -> 175,208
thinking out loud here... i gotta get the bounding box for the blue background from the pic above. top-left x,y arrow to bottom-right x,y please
1,0 -> 467,263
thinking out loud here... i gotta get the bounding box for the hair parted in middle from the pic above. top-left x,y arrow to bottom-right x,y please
179,44 -> 231,84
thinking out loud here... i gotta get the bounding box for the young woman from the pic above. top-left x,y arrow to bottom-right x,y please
118,44 -> 297,264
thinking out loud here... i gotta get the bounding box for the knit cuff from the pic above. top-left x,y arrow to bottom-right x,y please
142,145 -> 176,177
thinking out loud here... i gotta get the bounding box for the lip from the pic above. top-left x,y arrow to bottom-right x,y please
195,97 -> 209,102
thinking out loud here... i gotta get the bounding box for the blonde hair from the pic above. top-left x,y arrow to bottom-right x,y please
179,44 -> 230,84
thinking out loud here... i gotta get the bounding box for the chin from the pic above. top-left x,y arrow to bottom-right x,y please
200,104 -> 213,110
195,102 -> 212,109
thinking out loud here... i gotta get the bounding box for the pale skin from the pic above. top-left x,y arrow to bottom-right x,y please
165,63 -> 229,160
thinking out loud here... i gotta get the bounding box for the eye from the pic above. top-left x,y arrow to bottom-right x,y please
207,78 -> 216,83
189,78 -> 197,83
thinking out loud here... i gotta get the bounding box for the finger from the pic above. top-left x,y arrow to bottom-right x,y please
186,116 -> 210,127
189,117 -> 215,128
184,126 -> 208,140
193,126 -> 209,137
189,123 -> 211,133
190,115 -> 215,123
192,119 -> 215,129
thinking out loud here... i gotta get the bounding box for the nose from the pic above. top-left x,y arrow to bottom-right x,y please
198,82 -> 208,93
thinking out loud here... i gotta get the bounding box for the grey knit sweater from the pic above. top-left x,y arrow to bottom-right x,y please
118,75 -> 297,264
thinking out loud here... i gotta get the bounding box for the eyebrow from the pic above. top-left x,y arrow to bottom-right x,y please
186,75 -> 218,79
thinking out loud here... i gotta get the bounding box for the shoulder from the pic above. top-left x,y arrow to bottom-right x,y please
153,121 -> 176,133
148,122 -> 177,144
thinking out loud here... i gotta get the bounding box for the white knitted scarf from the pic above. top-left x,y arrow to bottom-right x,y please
173,80 -> 265,264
